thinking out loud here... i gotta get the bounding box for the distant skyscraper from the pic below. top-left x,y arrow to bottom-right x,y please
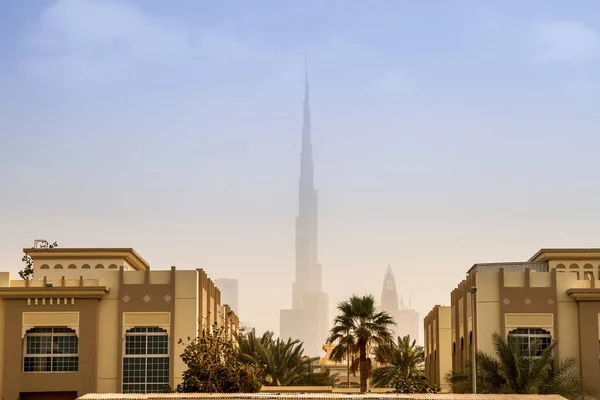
215,278 -> 239,315
380,265 -> 419,344
280,67 -> 329,357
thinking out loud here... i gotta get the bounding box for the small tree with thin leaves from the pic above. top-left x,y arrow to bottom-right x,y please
19,241 -> 57,280
177,324 -> 262,393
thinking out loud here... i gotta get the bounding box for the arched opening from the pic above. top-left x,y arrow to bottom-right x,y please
95,264 -> 104,269
40,264 -> 50,270
81,264 -> 91,269
24,327 -> 78,372
507,328 -> 551,359
67,264 -> 77,269
54,264 -> 63,269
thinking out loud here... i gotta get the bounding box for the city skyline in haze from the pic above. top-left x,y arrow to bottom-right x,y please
3,0 -> 600,339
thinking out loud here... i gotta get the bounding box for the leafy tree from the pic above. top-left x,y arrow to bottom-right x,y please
327,294 -> 395,393
177,324 -> 262,393
19,241 -> 57,280
236,328 -> 336,386
446,332 -> 592,400
371,335 -> 438,393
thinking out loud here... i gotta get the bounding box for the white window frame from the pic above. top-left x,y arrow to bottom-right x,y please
23,327 -> 79,373
507,327 -> 552,359
122,326 -> 170,393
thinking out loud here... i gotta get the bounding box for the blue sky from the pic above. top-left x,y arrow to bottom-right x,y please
2,0 -> 600,339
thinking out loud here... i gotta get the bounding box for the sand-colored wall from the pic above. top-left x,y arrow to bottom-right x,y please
475,272 -> 500,356
424,305 -> 452,389
555,272 -> 581,363
0,272 -> 8,393
96,271 -> 120,393
34,258 -> 127,281
173,270 -> 199,390
2,299 -> 100,400
437,307 -> 452,390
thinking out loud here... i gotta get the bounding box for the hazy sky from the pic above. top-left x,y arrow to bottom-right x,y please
2,0 -> 600,341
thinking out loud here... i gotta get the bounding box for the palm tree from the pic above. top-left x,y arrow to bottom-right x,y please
446,332 -> 591,400
237,328 -> 336,386
327,294 -> 395,393
371,335 -> 424,387
327,322 -> 357,388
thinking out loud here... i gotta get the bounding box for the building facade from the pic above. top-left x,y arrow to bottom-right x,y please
423,305 -> 451,391
0,246 -> 239,400
424,248 -> 600,395
280,69 -> 329,357
214,278 -> 239,315
379,266 -> 419,343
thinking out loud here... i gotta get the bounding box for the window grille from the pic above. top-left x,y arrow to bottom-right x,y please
24,327 -> 78,372
122,327 -> 170,393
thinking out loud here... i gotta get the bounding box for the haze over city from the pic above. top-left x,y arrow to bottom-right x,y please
2,0 -> 600,341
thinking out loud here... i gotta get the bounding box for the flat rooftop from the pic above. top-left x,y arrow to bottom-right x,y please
23,247 -> 150,271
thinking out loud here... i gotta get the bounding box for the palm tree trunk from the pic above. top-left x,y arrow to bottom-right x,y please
359,344 -> 367,393
347,351 -> 350,388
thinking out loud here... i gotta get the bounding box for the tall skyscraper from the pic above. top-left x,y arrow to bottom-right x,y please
280,69 -> 329,357
214,278 -> 239,315
380,265 -> 420,344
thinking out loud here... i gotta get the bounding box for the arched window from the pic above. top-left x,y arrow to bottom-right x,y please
584,264 -> 594,269
67,264 -> 77,269
123,327 -> 169,393
95,264 -> 104,269
23,327 -> 78,372
40,264 -> 50,270
108,264 -> 118,269
54,264 -> 63,269
570,263 -> 579,269
507,328 -> 551,358
81,264 -> 91,269
556,264 -> 566,269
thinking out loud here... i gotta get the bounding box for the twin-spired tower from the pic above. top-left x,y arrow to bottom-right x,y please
279,69 -> 329,357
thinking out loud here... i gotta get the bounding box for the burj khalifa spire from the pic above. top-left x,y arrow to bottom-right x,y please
280,63 -> 329,357
294,66 -> 321,304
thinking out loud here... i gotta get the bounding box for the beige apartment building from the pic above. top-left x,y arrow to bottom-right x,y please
424,248 -> 600,395
0,246 -> 239,400
423,305 -> 451,391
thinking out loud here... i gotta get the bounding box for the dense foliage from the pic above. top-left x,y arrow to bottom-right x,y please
327,294 -> 395,392
446,332 -> 592,400
19,240 -> 57,280
237,328 -> 337,386
371,335 -> 438,393
177,325 -> 262,393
